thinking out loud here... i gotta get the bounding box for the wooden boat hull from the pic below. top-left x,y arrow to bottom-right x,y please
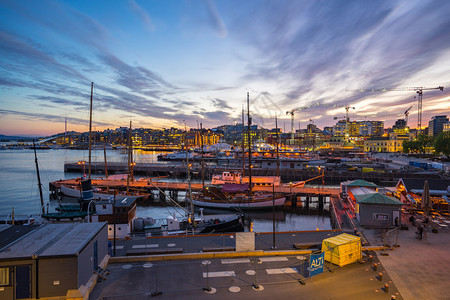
60,184 -> 144,201
192,196 -> 286,210
197,215 -> 244,233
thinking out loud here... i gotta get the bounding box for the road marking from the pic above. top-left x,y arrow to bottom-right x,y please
266,268 -> 298,275
113,245 -> 124,249
259,257 -> 289,262
221,258 -> 250,264
203,271 -> 236,278
132,244 -> 158,249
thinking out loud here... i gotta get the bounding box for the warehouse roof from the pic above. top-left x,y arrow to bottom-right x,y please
0,222 -> 106,260
355,193 -> 403,205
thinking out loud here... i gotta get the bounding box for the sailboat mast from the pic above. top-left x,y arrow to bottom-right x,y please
103,139 -> 108,179
126,121 -> 132,193
33,140 -> 45,214
276,115 -> 280,179
185,123 -> 194,218
200,122 -> 204,188
247,92 -> 252,195
88,82 -> 93,179
241,105 -> 245,178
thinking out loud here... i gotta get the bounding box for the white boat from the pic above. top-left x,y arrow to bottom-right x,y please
211,171 -> 282,186
157,151 -> 196,161
60,183 -> 144,201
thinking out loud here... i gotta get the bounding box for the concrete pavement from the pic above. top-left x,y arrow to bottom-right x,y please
89,229 -> 404,300
362,218 -> 450,300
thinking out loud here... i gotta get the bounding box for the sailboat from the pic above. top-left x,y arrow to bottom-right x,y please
188,93 -> 287,210
56,83 -> 148,201
143,131 -> 244,235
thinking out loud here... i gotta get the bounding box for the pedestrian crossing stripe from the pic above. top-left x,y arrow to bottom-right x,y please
203,271 -> 236,278
221,258 -> 251,264
259,257 -> 289,262
113,246 -> 124,249
132,244 -> 159,249
266,268 -> 299,275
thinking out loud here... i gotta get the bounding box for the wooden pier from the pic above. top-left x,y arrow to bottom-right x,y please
49,178 -> 339,209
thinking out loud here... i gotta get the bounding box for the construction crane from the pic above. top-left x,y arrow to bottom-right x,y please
404,105 -> 413,125
332,105 -> 355,138
286,103 -> 320,140
347,86 -> 444,134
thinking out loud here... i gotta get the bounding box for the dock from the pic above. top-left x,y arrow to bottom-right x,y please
49,178 -> 339,208
64,161 -> 444,184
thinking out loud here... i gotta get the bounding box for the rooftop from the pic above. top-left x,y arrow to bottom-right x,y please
354,193 -> 403,205
0,222 -> 106,260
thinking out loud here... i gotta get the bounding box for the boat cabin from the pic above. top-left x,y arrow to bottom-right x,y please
90,198 -> 137,239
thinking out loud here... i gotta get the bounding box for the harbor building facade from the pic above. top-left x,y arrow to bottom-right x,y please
428,115 -> 449,137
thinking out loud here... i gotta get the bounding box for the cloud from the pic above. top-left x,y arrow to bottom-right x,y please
98,52 -> 178,97
0,109 -> 112,127
0,31 -> 87,83
211,98 -> 232,110
129,0 -> 155,32
229,0 -> 450,128
28,95 -> 86,108
205,0 -> 228,38
0,78 -> 25,87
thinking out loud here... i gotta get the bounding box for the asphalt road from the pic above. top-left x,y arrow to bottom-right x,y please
90,252 -> 401,300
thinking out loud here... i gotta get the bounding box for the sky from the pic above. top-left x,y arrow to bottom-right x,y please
1,0 -> 449,136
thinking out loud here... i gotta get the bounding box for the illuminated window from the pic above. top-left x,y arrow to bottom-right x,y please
0,267 -> 10,286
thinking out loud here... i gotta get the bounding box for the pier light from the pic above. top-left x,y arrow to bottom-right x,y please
78,161 -> 86,178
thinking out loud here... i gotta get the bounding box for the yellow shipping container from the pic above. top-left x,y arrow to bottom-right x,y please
362,167 -> 374,172
321,233 -> 362,267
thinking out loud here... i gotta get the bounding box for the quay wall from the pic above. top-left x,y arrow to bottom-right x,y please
64,162 -> 443,185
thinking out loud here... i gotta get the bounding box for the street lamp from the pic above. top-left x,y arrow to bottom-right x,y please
272,183 -> 277,249
87,200 -> 95,223
78,160 -> 86,178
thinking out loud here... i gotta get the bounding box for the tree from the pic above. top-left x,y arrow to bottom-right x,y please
434,131 -> 450,156
402,134 -> 433,155
402,140 -> 415,154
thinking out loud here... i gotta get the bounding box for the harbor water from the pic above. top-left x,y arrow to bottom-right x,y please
0,148 -> 332,232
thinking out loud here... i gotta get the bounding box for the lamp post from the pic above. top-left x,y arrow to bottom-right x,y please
78,160 -> 86,178
113,190 -> 117,256
87,200 -> 95,223
272,183 -> 277,249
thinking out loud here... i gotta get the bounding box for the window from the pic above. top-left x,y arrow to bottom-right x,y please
0,267 -> 10,286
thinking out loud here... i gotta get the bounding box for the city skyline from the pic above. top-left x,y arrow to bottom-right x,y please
1,0 -> 449,136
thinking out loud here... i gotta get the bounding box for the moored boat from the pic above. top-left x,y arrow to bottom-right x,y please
211,171 -> 282,187
189,184 -> 286,210
59,183 -> 145,201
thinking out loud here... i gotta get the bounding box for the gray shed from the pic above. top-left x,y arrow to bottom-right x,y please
354,193 -> 403,228
0,222 -> 108,299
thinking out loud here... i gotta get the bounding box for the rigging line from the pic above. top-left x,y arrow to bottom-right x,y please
147,180 -> 189,215
205,188 -> 245,215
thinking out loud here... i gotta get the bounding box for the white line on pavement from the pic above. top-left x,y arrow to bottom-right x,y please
266,268 -> 299,275
221,258 -> 251,264
259,257 -> 289,262
132,244 -> 159,249
203,271 -> 236,278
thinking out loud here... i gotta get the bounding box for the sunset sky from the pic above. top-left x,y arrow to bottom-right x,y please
1,0 -> 449,136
